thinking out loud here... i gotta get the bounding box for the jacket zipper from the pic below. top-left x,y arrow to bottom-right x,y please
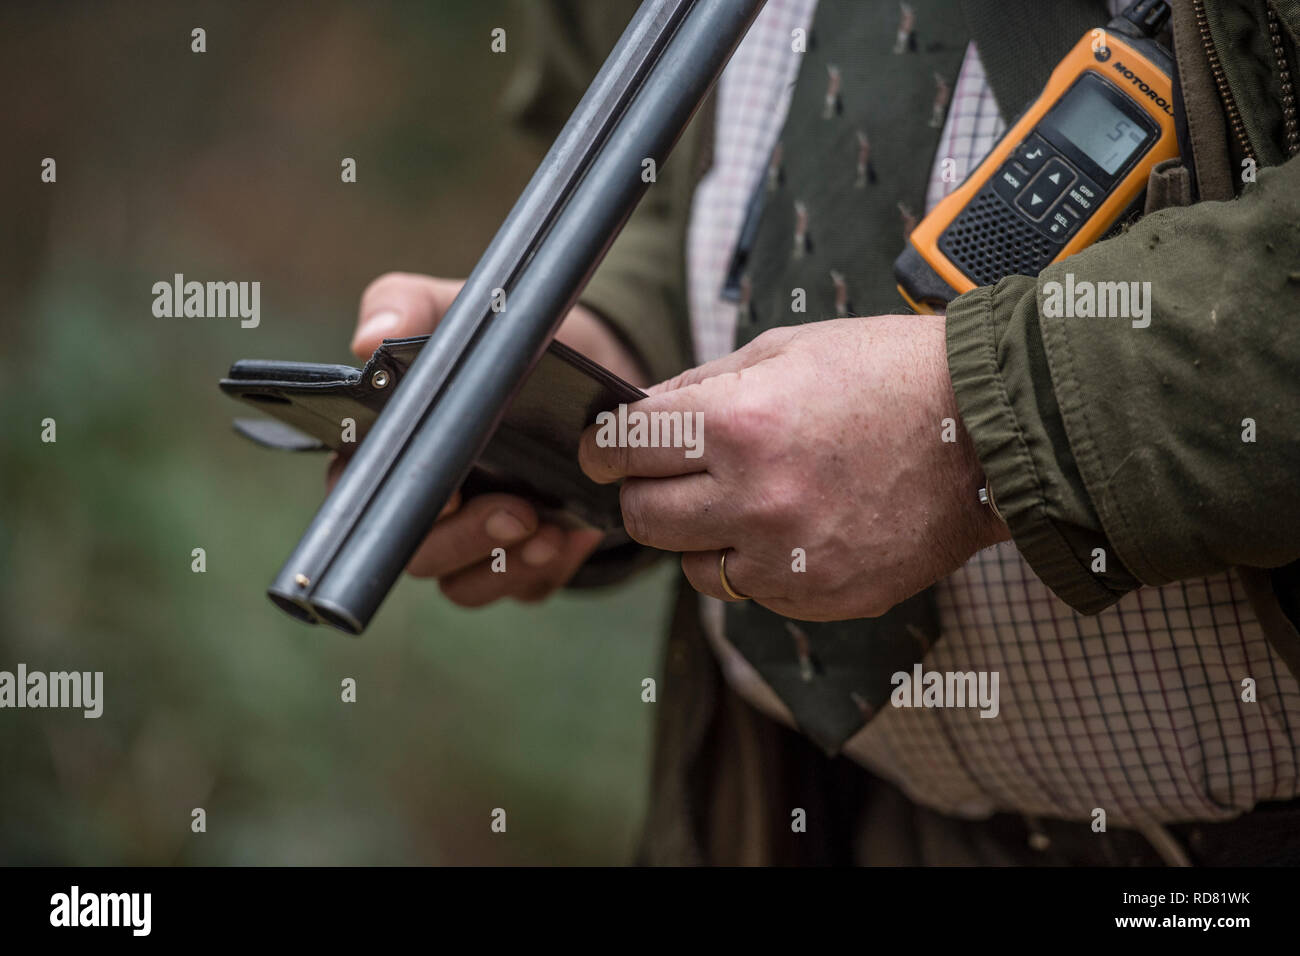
1194,0 -> 1300,161
1266,2 -> 1300,156
1194,0 -> 1254,162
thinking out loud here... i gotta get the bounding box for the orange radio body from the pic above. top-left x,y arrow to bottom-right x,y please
896,15 -> 1177,313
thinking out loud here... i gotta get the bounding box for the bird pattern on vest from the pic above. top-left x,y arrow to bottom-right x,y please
723,0 -> 968,754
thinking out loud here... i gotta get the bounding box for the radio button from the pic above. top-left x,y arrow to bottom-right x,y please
1016,159 -> 1073,220
993,163 -> 1028,204
1014,136 -> 1050,176
1061,174 -> 1102,219
1042,207 -> 1081,242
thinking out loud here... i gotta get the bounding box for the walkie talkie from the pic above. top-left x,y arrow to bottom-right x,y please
895,0 -> 1176,312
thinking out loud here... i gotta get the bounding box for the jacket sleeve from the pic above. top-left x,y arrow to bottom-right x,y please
502,0 -> 697,384
945,153 -> 1300,613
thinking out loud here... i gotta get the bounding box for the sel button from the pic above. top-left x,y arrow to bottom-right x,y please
1044,208 -> 1078,241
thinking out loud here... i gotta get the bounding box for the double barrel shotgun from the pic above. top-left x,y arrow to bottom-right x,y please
266,0 -> 768,633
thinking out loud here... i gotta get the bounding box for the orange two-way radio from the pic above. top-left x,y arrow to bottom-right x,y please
895,0 -> 1177,313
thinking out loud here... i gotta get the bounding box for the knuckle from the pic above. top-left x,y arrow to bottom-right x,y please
721,389 -> 779,446
751,326 -> 793,351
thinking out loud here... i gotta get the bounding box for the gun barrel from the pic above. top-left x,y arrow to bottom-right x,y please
269,0 -> 766,633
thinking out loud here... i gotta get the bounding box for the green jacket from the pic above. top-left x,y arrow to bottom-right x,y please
508,0 -> 1300,674
945,0 -> 1300,677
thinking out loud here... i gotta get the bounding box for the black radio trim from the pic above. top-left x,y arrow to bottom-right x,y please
1035,71 -> 1160,190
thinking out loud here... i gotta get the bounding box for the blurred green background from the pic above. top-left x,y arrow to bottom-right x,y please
0,0 -> 674,864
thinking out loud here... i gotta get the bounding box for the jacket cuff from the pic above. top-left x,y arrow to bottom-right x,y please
945,280 -> 1122,614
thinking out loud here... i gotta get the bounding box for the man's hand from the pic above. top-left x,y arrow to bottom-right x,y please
578,315 -> 1010,621
332,272 -> 647,608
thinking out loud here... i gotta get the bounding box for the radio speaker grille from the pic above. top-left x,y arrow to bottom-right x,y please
938,190 -> 1058,286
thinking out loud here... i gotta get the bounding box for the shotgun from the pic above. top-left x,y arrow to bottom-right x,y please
267,0 -> 767,633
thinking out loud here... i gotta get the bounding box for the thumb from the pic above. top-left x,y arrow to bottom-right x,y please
646,326 -> 796,396
351,273 -> 464,360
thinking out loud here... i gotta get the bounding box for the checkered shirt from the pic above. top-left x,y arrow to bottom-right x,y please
686,0 -> 1300,825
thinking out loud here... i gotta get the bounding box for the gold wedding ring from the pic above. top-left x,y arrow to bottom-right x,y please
718,549 -> 750,601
